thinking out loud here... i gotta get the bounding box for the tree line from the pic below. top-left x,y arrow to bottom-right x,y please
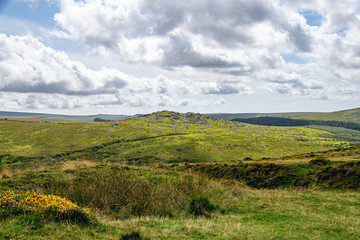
231,117 -> 360,131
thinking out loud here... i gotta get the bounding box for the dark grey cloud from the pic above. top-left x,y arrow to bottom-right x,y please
179,99 -> 189,106
202,83 -> 243,95
140,0 -> 186,35
162,34 -> 239,68
104,77 -> 128,89
192,0 -> 272,25
188,0 -> 272,47
287,25 -> 312,52
268,75 -> 324,96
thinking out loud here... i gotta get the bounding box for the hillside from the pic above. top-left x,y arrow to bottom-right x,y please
0,111 -> 348,166
0,111 -> 129,122
209,112 -> 320,120
295,107 -> 360,124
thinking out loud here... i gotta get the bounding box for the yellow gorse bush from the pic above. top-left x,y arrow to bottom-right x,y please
0,191 -> 97,224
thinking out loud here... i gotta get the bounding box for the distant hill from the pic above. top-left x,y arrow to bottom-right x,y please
295,108 -> 360,124
0,110 -> 347,165
0,111 -> 130,122
209,112 -> 321,120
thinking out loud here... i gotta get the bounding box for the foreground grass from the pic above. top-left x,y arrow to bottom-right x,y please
1,189 -> 359,239
0,164 -> 359,239
111,189 -> 360,240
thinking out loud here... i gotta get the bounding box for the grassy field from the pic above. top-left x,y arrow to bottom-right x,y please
308,125 -> 360,144
296,107 -> 360,124
0,164 -> 359,239
0,110 -> 359,239
0,111 -> 347,165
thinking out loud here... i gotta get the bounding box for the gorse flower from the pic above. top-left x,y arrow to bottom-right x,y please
0,191 -> 97,224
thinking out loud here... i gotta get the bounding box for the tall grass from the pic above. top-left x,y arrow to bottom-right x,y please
37,165 -> 212,219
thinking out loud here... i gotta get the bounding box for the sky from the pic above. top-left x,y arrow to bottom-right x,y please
0,0 -> 359,115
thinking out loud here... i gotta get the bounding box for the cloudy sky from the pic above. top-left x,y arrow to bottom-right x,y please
0,0 -> 359,115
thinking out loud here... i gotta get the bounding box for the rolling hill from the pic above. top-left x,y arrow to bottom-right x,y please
208,112 -> 321,120
295,107 -> 360,124
0,111 -> 348,166
0,111 -> 130,122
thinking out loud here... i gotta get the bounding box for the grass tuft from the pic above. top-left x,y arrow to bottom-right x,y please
120,231 -> 148,240
188,197 -> 216,217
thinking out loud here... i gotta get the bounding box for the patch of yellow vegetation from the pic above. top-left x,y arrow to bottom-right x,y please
0,191 -> 97,224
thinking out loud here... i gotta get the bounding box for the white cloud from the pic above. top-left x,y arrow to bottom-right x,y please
0,34 -> 234,111
0,34 -> 130,96
1,0 -> 360,113
54,0 -> 312,67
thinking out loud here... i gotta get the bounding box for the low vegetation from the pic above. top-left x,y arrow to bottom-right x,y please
0,163 -> 359,239
0,191 -> 97,225
171,160 -> 360,190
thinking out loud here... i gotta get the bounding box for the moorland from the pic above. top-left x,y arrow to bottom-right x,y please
0,108 -> 359,239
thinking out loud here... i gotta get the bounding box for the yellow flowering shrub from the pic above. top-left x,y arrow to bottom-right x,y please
0,191 -> 97,224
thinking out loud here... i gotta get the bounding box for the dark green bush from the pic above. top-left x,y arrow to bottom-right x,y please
188,197 -> 216,217
309,156 -> 331,165
120,231 -> 148,240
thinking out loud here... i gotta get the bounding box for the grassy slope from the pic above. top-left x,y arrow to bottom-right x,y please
0,111 -> 129,122
209,112 -> 321,120
308,125 -> 360,144
296,107 -> 360,124
0,164 -> 359,239
4,118 -> 82,124
0,111 -> 347,163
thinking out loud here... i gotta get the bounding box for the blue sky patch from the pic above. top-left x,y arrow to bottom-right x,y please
281,53 -> 307,64
300,10 -> 322,27
0,0 -> 59,27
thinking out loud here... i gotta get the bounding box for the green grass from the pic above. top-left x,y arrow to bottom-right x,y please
309,125 -> 360,144
0,164 -> 359,239
0,111 -> 347,165
174,160 -> 360,190
296,107 -> 360,124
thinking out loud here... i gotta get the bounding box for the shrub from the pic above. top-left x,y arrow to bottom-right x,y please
188,197 -> 216,217
0,191 -> 97,224
309,156 -> 331,165
120,231 -> 148,240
